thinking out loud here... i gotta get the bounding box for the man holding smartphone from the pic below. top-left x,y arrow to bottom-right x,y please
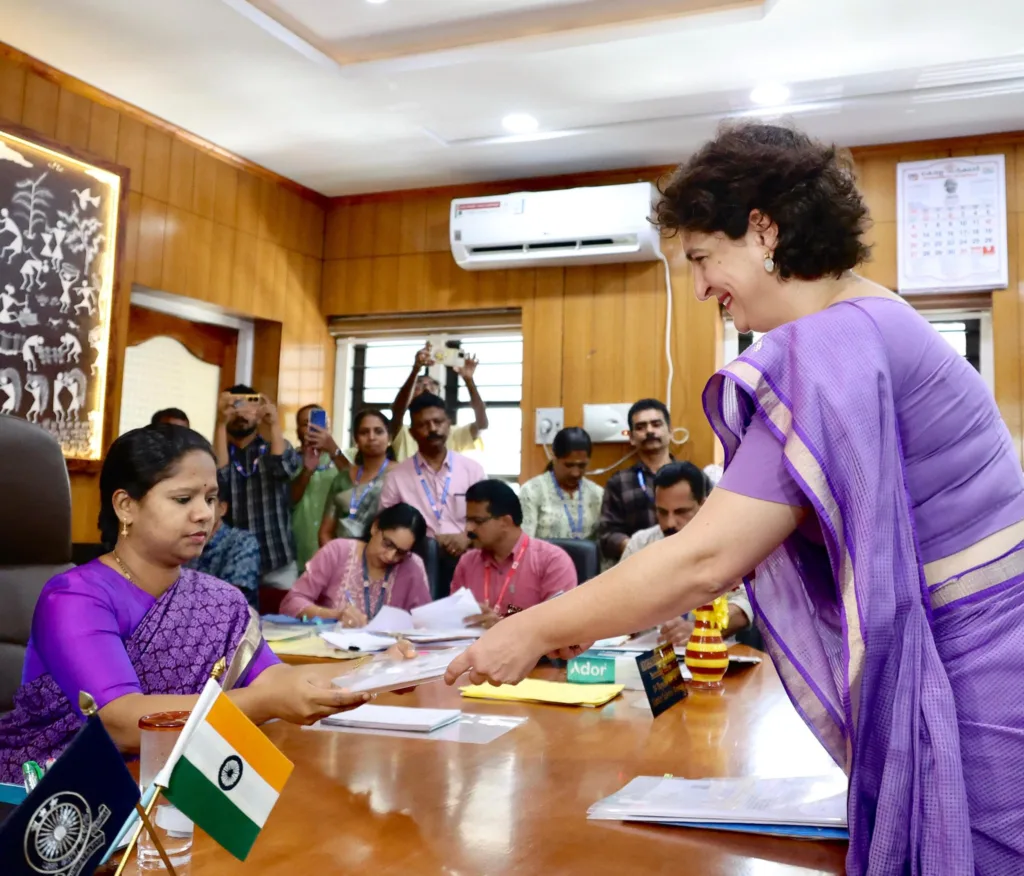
289,404 -> 349,574
383,344 -> 489,462
214,384 -> 302,600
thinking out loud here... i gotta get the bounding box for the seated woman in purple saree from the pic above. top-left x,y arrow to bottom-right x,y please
446,124 -> 1024,875
0,424 -> 376,784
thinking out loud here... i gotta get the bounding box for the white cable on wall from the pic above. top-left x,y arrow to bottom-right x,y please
657,250 -> 675,413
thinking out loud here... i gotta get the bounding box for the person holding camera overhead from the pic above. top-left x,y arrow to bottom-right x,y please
289,403 -> 350,574
214,384 -> 301,594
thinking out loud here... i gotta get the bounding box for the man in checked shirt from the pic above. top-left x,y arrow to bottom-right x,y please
597,398 -> 675,563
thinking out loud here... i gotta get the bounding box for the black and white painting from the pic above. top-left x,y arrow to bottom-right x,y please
0,128 -> 122,460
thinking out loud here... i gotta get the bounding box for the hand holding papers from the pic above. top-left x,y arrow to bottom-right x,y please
333,648 -> 466,694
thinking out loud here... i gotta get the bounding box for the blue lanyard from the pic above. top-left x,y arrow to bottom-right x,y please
637,469 -> 652,498
550,471 -> 584,539
413,453 -> 452,523
361,552 -> 394,620
229,442 -> 266,479
349,460 -> 389,516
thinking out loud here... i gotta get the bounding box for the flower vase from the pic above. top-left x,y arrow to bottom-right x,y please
683,600 -> 729,690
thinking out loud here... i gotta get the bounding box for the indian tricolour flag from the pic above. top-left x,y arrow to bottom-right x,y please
157,678 -> 294,861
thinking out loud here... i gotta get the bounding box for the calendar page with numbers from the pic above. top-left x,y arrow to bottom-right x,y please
896,154 -> 1008,294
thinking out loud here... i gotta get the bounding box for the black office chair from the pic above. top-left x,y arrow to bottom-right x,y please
543,538 -> 600,585
415,538 -> 443,600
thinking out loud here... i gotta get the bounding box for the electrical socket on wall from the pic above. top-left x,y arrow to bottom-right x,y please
535,407 -> 564,445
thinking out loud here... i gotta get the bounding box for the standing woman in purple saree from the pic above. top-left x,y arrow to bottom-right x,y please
0,424 -> 408,783
445,124 -> 1024,874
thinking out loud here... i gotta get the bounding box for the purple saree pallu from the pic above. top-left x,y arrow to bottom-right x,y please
705,303 -> 1024,875
0,569 -> 256,784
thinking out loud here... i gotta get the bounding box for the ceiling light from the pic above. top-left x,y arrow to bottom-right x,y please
750,83 -> 790,107
501,113 -> 539,135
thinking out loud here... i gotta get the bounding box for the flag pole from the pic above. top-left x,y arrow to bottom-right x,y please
79,692 -> 178,876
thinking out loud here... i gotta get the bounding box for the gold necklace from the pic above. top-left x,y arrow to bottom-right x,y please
112,552 -> 138,584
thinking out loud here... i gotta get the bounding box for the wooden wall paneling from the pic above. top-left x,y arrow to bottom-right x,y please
86,103 -> 119,163
372,201 -> 403,257
320,259 -> 347,315
71,475 -> 100,543
167,137 -> 195,210
142,126 -> 171,202
447,261 -> 479,311
209,222 -> 235,309
347,202 -> 376,257
561,264 -> 596,453
122,191 -> 142,284
214,161 -> 239,228
397,253 -> 428,311
424,252 -> 452,314
424,196 -> 450,253
115,116 -> 146,194
0,57 -> 26,122
522,267 -> 563,480
266,242 -> 288,322
590,264 -> 627,407
135,196 -> 167,289
230,231 -> 257,315
159,205 -> 190,294
257,177 -> 279,240
474,269 -> 510,311
235,171 -> 261,236
398,198 -> 427,254
621,263 -> 661,404
252,319 -> 283,405
370,255 -> 400,312
324,204 -> 350,260
345,257 -> 375,315
22,72 -> 58,136
55,87 -> 91,149
252,237 -> 276,319
189,215 -> 214,303
191,151 -> 217,219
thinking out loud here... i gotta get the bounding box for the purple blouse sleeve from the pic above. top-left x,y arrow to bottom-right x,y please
280,540 -> 347,616
239,641 -> 280,686
395,554 -> 431,611
31,582 -> 143,713
717,414 -> 808,507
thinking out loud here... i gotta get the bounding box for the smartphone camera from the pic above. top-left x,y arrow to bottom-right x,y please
309,408 -> 328,430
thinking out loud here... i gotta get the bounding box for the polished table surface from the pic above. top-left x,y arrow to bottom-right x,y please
191,648 -> 848,875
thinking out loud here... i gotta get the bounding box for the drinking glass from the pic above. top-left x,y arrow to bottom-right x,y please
138,712 -> 193,874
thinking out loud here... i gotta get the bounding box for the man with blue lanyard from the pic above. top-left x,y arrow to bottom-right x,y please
597,398 -> 675,563
379,392 -> 486,595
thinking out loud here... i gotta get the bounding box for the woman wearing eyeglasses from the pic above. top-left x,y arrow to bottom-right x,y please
280,503 -> 431,626
519,427 -> 603,541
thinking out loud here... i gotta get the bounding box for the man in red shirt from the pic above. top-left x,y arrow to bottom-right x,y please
452,480 -> 578,629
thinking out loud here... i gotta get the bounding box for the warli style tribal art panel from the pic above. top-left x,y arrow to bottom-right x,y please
0,128 -> 122,460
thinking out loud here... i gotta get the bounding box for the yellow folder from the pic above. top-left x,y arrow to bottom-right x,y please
460,678 -> 624,708
268,633 -> 363,660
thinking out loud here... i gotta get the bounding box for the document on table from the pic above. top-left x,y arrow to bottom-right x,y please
587,773 -> 849,831
320,630 -> 393,652
411,588 -> 482,630
461,678 -> 624,708
333,648 -> 466,693
364,605 -> 414,632
321,704 -> 462,733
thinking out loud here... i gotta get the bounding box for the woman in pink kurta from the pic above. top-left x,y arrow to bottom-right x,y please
281,503 -> 431,625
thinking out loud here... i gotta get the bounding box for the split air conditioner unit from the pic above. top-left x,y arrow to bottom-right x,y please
450,182 -> 662,271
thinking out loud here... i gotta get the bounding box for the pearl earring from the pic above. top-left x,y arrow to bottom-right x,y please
763,252 -> 775,273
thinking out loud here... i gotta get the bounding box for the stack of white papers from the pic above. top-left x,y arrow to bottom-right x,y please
332,647 -> 465,694
588,774 -> 849,840
411,589 -> 482,630
322,704 -> 461,733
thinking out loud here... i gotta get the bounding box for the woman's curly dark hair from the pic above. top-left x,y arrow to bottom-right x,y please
654,123 -> 872,280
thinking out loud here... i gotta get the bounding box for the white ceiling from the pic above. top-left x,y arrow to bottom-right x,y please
2,0 -> 1024,195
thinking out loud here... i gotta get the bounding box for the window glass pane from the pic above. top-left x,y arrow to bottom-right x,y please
458,385 -> 522,403
931,322 -> 968,357
361,365 -> 415,390
363,340 -> 425,368
462,338 -> 523,364
458,406 -> 521,478
468,362 -> 523,389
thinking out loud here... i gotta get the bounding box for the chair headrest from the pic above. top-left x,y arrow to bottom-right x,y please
0,416 -> 73,565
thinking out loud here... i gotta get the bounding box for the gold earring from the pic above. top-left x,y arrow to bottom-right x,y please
763,251 -> 776,273
120,519 -> 129,538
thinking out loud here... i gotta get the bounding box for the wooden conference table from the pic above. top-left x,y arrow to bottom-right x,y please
189,647 -> 847,875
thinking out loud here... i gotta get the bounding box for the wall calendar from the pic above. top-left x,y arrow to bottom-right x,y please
896,154 -> 1008,295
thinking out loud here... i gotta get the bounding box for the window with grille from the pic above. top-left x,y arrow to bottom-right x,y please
343,332 -> 523,479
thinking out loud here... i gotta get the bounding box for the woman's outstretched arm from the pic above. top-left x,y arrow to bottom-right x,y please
445,488 -> 804,686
